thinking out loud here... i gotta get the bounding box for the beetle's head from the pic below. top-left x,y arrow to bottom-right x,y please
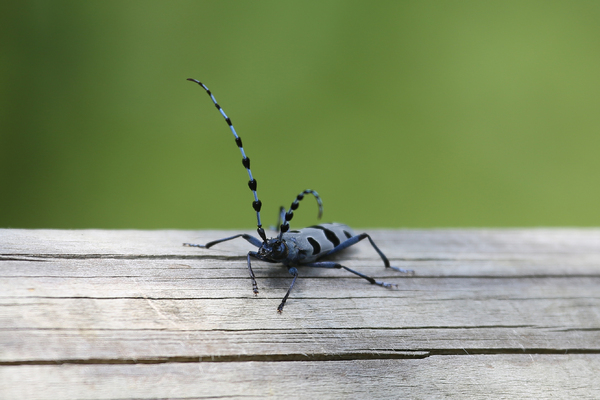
258,238 -> 289,261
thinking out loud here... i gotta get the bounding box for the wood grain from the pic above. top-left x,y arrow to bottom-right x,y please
1,228 -> 599,399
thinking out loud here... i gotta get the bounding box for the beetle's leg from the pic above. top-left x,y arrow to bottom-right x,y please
185,235 -> 262,294
303,261 -> 397,288
277,267 -> 298,313
321,233 -> 413,274
184,233 -> 263,249
269,206 -> 287,232
246,251 -> 261,294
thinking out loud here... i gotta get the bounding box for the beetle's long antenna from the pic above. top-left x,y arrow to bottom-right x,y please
187,79 -> 266,242
278,190 -> 323,239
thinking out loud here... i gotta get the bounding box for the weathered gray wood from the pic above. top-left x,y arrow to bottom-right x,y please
2,356 -> 599,400
1,228 -> 599,399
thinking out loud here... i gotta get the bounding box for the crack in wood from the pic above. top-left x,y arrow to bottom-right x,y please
0,324 -> 539,332
1,352 -> 429,365
3,348 -> 600,366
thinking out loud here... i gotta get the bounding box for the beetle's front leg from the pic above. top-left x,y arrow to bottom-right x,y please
184,233 -> 263,249
277,267 -> 299,313
247,251 -> 260,294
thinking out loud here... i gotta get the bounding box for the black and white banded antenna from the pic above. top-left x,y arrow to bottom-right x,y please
187,78 -> 267,242
277,189 -> 323,240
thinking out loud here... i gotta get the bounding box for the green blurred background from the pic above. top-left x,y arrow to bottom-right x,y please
2,1 -> 600,229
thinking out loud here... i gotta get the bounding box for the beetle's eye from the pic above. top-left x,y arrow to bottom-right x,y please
274,244 -> 284,256
271,242 -> 287,259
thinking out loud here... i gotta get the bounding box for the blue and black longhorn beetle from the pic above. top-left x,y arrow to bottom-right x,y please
184,79 -> 413,312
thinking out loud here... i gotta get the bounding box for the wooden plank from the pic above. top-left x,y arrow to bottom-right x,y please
1,228 -> 600,399
3,227 -> 600,257
1,274 -> 599,360
1,356 -> 599,399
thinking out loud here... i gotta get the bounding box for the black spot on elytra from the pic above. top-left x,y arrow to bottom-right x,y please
307,237 -> 321,255
309,225 -> 341,247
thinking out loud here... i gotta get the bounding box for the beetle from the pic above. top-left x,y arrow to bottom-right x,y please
185,79 -> 413,312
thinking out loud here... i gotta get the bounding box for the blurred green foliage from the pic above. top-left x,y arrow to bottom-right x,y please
2,1 -> 600,229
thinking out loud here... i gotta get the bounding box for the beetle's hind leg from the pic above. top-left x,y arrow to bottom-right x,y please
302,261 -> 397,288
322,233 -> 414,274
